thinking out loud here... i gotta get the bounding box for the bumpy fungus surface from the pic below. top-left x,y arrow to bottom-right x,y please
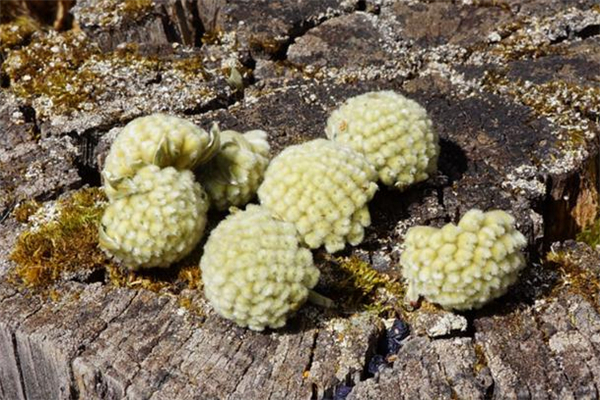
102,114 -> 219,200
400,209 -> 527,310
258,139 -> 378,253
201,205 -> 319,331
326,91 -> 439,190
99,165 -> 209,270
199,129 -> 270,210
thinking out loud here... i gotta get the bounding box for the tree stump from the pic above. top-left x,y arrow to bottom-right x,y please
1,1 -> 600,399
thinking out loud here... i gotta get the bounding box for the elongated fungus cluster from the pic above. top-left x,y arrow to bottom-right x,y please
102,113 -> 220,200
400,209 -> 527,310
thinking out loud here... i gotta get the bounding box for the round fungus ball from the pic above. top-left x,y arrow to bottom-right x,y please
199,129 -> 270,210
200,205 -> 320,331
400,209 -> 527,311
326,91 -> 439,191
258,139 -> 378,253
99,165 -> 209,270
102,113 -> 219,200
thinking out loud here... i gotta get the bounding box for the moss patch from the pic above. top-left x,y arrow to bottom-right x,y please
0,16 -> 39,54
320,255 -> 405,317
2,30 -> 211,117
546,249 -> 600,307
2,30 -> 101,114
9,187 -> 108,289
9,187 -> 205,315
577,218 -> 600,248
12,200 -> 41,223
77,0 -> 154,28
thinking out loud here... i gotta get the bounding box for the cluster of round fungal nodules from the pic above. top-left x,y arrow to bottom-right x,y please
199,129 -> 270,210
200,205 -> 320,331
99,165 -> 209,270
400,209 -> 527,311
99,114 -> 271,271
97,91 -> 527,331
326,91 -> 439,191
258,139 -> 378,253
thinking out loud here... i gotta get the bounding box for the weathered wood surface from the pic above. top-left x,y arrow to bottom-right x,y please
1,0 -> 600,399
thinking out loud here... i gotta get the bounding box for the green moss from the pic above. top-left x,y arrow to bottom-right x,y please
12,200 -> 41,223
577,218 -> 600,247
0,16 -> 39,54
119,0 -> 154,19
546,250 -> 600,307
322,255 -> 405,317
2,30 -> 101,114
9,187 -> 108,289
473,343 -> 488,374
9,186 -> 204,314
2,30 -> 210,116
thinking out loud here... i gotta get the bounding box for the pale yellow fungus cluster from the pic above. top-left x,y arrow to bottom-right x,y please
102,113 -> 219,200
400,209 -> 527,310
201,205 -> 320,330
99,165 -> 209,270
199,129 -> 270,210
326,91 -> 439,190
258,139 -> 378,253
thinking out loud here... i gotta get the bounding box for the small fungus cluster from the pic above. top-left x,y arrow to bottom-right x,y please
400,209 -> 527,310
258,139 -> 378,253
201,205 -> 320,330
99,113 -> 270,270
326,91 -> 439,190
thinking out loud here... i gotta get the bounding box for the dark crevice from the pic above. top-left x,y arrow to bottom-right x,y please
269,4 -> 364,62
187,0 -> 206,48
484,379 -> 495,400
0,70 -> 9,88
19,105 -> 41,140
270,20 -> 319,62
182,89 -> 243,116
173,0 -> 193,46
66,131 -> 102,187
159,5 -> 183,44
11,331 -> 28,400
78,267 -> 106,285
549,24 -> 600,45
305,331 -> 318,397
575,24 -> 600,40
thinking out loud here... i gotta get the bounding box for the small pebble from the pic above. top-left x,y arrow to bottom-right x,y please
333,385 -> 353,400
386,318 -> 410,355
